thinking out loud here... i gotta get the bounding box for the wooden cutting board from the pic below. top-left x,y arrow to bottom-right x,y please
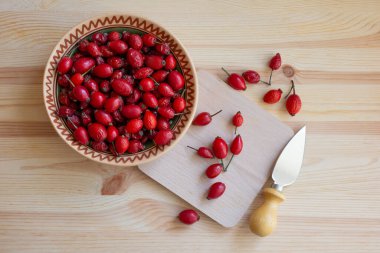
139,70 -> 294,227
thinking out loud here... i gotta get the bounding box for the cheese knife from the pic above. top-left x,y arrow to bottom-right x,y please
249,126 -> 306,236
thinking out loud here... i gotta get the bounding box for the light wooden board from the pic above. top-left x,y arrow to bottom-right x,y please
0,0 -> 380,252
139,70 -> 294,227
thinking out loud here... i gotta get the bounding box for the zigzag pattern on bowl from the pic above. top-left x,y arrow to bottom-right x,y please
44,15 -> 196,164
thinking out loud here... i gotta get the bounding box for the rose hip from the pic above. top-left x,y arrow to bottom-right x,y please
72,86 -> 90,102
164,55 -> 176,70
88,123 -> 107,142
242,70 -> 260,84
142,92 -> 158,108
133,67 -> 153,79
263,89 -> 283,104
93,63 -> 113,78
57,57 -> 73,74
108,40 -> 128,54
158,107 -> 175,119
73,127 -> 89,145
99,80 -> 110,93
139,78 -> 155,92
173,96 -> 186,113
232,111 -> 243,134
92,32 -> 107,45
121,104 -> 142,119
87,42 -> 101,57
127,48 -> 144,68
92,141 -> 108,152
104,97 -> 122,113
192,110 -> 222,126
285,80 -> 302,116
108,31 -> 121,41
125,118 -> 143,134
106,125 -> 119,142
212,137 -> 228,168
178,210 -> 200,225
73,57 -> 95,74
94,110 -> 113,126
128,34 -> 143,50
154,130 -> 173,145
158,83 -> 174,97
224,134 -> 243,171
186,146 -> 214,158
151,70 -> 169,82
128,140 -> 144,153
205,163 -> 223,178
221,67 -> 246,91
168,70 -> 185,91
267,53 -> 282,85
145,55 -> 165,70
142,34 -> 156,47
84,79 -> 99,92
111,79 -> 133,96
115,135 -> 129,155
143,110 -> 157,130
70,73 -> 84,86
157,117 -> 170,130
207,182 -> 226,199
90,91 -> 106,108
125,89 -> 142,104
155,43 -> 170,55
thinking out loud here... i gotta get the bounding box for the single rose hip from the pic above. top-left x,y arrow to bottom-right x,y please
154,130 -> 173,145
157,97 -> 170,108
242,70 -> 260,84
192,110 -> 222,126
164,55 -> 176,70
145,55 -> 165,70
111,110 -> 124,123
212,136 -> 228,161
142,33 -> 156,47
111,79 -> 133,96
70,73 -> 84,86
107,56 -> 124,69
173,97 -> 186,113
121,104 -> 143,119
84,79 -> 99,92
108,40 -> 128,54
99,80 -> 110,93
232,111 -> 243,134
122,31 -> 131,42
66,114 -> 81,131
57,57 -> 73,75
94,110 -> 113,126
142,92 -> 158,108
285,80 -> 301,116
128,139 -> 144,153
73,126 -> 89,145
108,31 -> 121,41
59,92 -> 69,105
151,70 -> 169,82
106,125 -> 119,142
72,86 -> 90,102
167,70 -> 185,91
90,91 -> 106,108
88,123 -> 107,142
91,32 -> 107,45
91,141 -> 108,152
222,67 -> 246,91
73,57 -> 95,74
125,118 -> 143,134
178,209 -> 200,225
133,67 -> 154,79
104,96 -> 122,113
186,146 -> 214,158
224,134 -> 243,171
157,117 -> 170,130
263,89 -> 282,104
100,46 -> 114,57
87,42 -> 101,57
58,75 -> 69,87
139,78 -> 155,92
93,63 -> 113,78
205,163 -> 223,178
125,88 -> 142,104
78,40 -> 89,52
158,107 -> 175,119
155,43 -> 170,55
266,53 -> 282,85
81,111 -> 92,126
128,34 -> 143,50
207,182 -> 226,199
143,110 -> 157,130
158,83 -> 174,97
127,48 -> 144,68
115,135 -> 129,155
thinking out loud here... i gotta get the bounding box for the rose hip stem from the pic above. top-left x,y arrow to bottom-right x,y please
66,116 -> 78,130
111,142 -> 119,156
285,80 -> 296,99
148,76 -> 160,86
210,109 -> 222,117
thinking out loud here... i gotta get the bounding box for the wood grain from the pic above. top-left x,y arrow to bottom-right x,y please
0,0 -> 379,252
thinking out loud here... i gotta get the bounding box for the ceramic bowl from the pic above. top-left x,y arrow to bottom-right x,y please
43,15 -> 198,166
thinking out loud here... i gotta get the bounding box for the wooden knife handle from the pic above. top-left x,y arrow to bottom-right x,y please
249,187 -> 285,237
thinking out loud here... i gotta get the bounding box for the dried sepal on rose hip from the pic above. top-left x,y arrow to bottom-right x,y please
232,111 -> 244,134
178,209 -> 200,225
192,110 -> 222,126
207,182 -> 226,199
224,134 -> 243,171
221,67 -> 246,91
263,89 -> 283,104
187,146 -> 214,158
285,80 -> 302,116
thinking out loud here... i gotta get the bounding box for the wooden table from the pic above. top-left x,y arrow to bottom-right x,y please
1,0 -> 379,252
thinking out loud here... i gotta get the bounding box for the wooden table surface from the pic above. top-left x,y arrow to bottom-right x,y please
1,0 -> 379,252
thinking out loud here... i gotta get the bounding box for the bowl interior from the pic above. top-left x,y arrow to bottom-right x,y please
43,15 -> 198,166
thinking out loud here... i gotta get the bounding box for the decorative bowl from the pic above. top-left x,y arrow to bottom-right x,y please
43,15 -> 198,166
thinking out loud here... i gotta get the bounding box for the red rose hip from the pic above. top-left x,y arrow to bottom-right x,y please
207,182 -> 226,199
93,63 -> 113,78
205,163 -> 223,178
178,209 -> 200,225
222,67 -> 246,91
73,127 -> 89,145
187,146 -> 214,159
242,70 -> 260,84
88,123 -> 107,142
192,110 -> 222,126
57,57 -> 73,74
154,130 -> 173,145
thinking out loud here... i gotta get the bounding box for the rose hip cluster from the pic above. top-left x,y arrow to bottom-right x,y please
222,53 -> 302,116
56,30 -> 187,155
178,111 -> 244,225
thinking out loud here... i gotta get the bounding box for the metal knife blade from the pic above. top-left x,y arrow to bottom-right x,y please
272,126 -> 306,191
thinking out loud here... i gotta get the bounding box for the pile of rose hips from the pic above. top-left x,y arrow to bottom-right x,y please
222,53 -> 302,116
178,111 -> 244,225
56,30 -> 187,155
